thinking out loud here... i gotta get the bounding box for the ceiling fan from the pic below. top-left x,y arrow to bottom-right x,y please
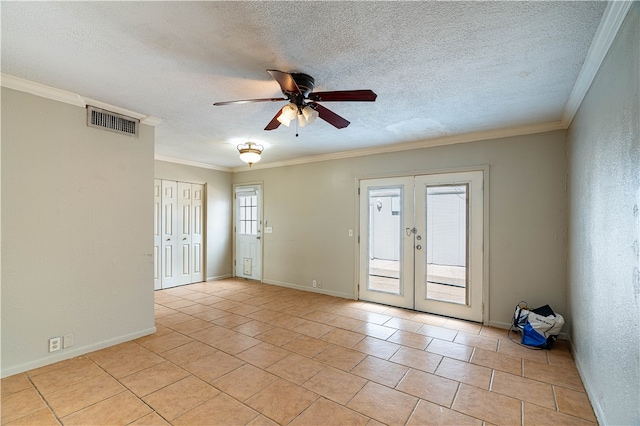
213,69 -> 377,131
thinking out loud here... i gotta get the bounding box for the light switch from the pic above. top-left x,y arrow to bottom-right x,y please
348,229 -> 353,237
265,227 -> 273,233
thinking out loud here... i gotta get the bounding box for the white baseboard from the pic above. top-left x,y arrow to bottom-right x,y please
262,279 -> 355,300
0,326 -> 157,379
568,336 -> 605,425
207,274 -> 232,282
489,320 -> 512,330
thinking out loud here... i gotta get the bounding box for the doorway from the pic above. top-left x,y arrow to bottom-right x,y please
234,184 -> 262,281
358,171 -> 485,322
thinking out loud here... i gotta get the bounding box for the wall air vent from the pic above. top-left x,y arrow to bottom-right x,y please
87,106 -> 139,137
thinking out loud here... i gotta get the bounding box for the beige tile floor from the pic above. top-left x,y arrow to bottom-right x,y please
1,279 -> 597,425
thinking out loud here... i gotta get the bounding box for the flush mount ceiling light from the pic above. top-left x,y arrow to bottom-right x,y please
237,142 -> 263,167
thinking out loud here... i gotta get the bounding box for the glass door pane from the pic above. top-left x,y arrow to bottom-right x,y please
425,185 -> 468,304
368,187 -> 402,295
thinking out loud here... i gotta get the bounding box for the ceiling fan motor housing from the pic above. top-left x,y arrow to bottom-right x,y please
289,73 -> 315,103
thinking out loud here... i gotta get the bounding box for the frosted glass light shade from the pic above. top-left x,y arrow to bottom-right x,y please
298,105 -> 319,127
237,142 -> 263,167
277,103 -> 298,127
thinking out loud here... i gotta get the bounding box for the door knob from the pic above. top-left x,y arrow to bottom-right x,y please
416,245 -> 422,250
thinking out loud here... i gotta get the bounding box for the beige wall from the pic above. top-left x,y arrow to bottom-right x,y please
154,160 -> 233,280
567,3 -> 639,424
233,130 -> 568,329
1,88 -> 156,377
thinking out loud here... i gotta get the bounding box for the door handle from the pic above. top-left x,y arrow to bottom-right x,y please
256,236 -> 261,240
166,238 -> 171,241
416,245 -> 422,250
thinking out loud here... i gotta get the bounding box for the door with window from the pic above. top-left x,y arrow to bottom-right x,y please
235,184 -> 262,280
359,171 -> 484,322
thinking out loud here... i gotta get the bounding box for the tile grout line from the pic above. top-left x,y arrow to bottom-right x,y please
403,397 -> 421,426
86,347 -> 174,425
23,372 -> 64,425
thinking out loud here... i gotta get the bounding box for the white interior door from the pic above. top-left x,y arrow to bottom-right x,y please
191,184 -> 204,283
235,185 -> 262,280
358,171 -> 484,322
359,177 -> 415,309
161,180 -> 179,288
156,180 -> 205,289
178,182 -> 193,286
153,179 -> 162,290
414,171 -> 484,322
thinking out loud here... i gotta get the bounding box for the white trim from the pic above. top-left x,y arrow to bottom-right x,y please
155,155 -> 233,172
0,327 -> 156,379
568,336 -> 605,425
206,274 -> 233,281
231,121 -> 565,172
1,73 -> 162,126
562,0 -> 634,126
1,73 -> 85,107
263,279 -> 355,300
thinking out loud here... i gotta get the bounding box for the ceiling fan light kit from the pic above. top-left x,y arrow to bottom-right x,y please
237,142 -> 263,167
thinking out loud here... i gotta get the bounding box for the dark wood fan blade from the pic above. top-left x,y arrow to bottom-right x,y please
214,97 -> 286,106
264,107 -> 284,130
308,90 -> 377,102
267,70 -> 301,95
311,103 -> 350,129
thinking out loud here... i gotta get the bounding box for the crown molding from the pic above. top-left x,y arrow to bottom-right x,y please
562,0 -> 634,126
154,155 -> 233,172
231,120 -> 566,172
1,73 -> 162,126
1,73 -> 85,106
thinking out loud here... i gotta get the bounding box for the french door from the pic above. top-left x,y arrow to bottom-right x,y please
359,171 -> 484,322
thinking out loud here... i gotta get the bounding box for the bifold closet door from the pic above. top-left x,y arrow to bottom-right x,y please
155,180 -> 204,289
177,182 -> 205,285
161,180 -> 179,288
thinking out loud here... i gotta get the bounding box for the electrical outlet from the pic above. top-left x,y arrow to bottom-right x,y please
312,280 -> 317,288
49,337 -> 61,352
63,334 -> 74,349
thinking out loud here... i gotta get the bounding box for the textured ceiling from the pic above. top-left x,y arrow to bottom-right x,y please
1,1 -> 607,169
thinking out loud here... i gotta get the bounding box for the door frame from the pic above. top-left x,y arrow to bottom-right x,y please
233,182 -> 264,281
355,166 -> 490,325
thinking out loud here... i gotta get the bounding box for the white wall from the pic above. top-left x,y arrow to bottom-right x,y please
154,160 -> 233,281
567,3 -> 639,425
233,130 -> 568,328
1,88 -> 156,377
